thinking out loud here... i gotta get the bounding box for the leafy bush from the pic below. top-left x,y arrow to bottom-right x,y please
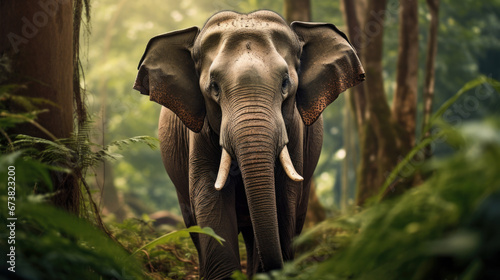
269,121 -> 500,280
108,218 -> 225,279
0,152 -> 146,279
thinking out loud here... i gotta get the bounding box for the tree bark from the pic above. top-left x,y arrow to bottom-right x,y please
341,0 -> 424,205
355,0 -> 403,205
392,0 -> 419,152
1,1 -> 74,139
96,160 -> 129,221
421,0 -> 440,156
0,0 -> 78,212
341,0 -> 369,210
283,0 -> 311,23
342,0 -> 367,131
382,0 -> 421,197
73,0 -> 88,129
303,182 -> 326,227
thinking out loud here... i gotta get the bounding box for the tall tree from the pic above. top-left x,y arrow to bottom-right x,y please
284,0 -> 311,23
421,0 -> 440,158
342,0 -> 422,205
393,0 -> 419,152
0,0 -> 80,212
341,0 -> 368,211
1,1 -> 74,139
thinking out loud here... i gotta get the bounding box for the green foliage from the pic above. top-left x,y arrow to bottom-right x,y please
108,218 -> 202,279
431,0 -> 500,116
0,152 -> 146,279
132,226 -> 225,256
0,83 -> 57,145
429,76 -> 500,129
379,76 -> 500,201
268,117 -> 500,280
0,151 -> 54,195
12,129 -> 157,170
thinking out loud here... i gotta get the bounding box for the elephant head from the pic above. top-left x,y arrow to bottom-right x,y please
134,10 -> 364,271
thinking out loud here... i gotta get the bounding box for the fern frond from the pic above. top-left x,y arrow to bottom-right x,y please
106,136 -> 159,151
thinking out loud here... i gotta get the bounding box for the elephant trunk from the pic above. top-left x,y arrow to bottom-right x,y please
233,121 -> 284,271
216,87 -> 303,271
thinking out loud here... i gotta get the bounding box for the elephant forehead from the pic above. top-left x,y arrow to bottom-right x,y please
195,11 -> 299,56
203,10 -> 289,30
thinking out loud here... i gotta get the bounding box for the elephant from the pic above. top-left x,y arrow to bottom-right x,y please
134,10 -> 364,279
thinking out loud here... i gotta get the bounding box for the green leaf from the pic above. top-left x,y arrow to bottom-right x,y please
375,136 -> 436,203
0,150 -> 55,190
131,226 -> 225,256
13,202 -> 146,279
423,76 -> 500,136
106,135 -> 159,151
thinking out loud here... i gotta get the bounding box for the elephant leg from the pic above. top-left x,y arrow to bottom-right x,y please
275,169 -> 302,261
159,107 -> 194,228
191,179 -> 240,279
276,112 -> 305,260
189,132 -> 241,279
296,116 -> 323,235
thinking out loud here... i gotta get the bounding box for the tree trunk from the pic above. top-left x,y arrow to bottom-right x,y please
304,182 -> 326,227
73,0 -> 88,129
383,0 -> 421,197
421,0 -> 440,157
1,1 -> 74,139
392,0 -> 419,153
355,0 -> 403,205
0,0 -> 78,212
283,0 -> 311,23
96,160 -> 129,221
342,0 -> 367,131
341,0 -> 423,205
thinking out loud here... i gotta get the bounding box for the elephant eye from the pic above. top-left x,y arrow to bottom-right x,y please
281,76 -> 290,94
210,81 -> 220,96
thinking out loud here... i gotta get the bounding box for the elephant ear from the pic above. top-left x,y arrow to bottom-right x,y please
134,27 -> 205,132
291,22 -> 365,126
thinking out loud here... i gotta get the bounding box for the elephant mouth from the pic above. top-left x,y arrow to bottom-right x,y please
214,145 -> 303,191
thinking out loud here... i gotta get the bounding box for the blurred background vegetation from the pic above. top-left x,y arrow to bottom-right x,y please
1,0 -> 500,279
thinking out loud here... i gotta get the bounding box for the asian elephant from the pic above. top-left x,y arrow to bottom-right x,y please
134,10 -> 364,279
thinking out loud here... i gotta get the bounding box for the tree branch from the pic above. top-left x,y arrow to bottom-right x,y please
421,0 -> 440,157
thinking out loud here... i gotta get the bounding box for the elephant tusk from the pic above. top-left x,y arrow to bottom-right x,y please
279,146 -> 304,182
215,148 -> 232,191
